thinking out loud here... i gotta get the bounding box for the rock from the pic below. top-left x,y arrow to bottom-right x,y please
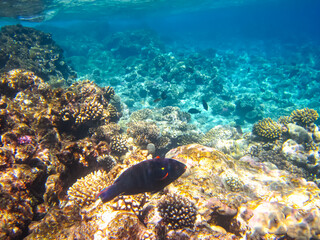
287,123 -> 312,144
282,139 -> 308,164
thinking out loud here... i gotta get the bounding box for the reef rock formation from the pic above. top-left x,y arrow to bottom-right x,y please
26,144 -> 320,240
0,70 -> 124,239
0,24 -> 76,85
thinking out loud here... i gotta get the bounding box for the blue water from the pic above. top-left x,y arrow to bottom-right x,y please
1,0 -> 320,132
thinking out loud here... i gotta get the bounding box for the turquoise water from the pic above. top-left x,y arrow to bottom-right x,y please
1,0 -> 320,132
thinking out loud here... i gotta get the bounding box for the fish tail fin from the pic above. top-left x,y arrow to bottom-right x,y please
96,183 -> 122,203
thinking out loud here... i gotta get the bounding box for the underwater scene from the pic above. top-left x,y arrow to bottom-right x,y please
1,0 -> 320,239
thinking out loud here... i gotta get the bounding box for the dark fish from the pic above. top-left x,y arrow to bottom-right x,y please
188,108 -> 201,114
161,91 -> 167,100
153,91 -> 168,103
97,156 -> 186,203
202,99 -> 208,111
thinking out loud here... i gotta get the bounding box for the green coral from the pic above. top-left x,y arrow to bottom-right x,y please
290,108 -> 319,126
252,118 -> 282,141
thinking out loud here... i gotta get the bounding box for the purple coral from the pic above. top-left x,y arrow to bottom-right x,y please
17,135 -> 33,145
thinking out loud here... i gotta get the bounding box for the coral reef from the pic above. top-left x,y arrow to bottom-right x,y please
0,70 -> 124,239
47,27 -> 320,135
125,107 -> 201,155
0,24 -> 76,85
28,144 -> 320,239
127,121 -> 161,147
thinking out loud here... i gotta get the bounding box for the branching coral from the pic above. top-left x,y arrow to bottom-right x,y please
59,81 -> 120,134
157,193 -> 197,230
290,108 -> 319,127
127,121 -> 160,147
110,135 -> 128,156
224,176 -> 244,192
252,118 -> 282,141
67,170 -> 111,207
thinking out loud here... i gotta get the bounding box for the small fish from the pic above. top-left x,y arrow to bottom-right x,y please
17,15 -> 44,22
153,91 -> 168,103
161,91 -> 167,100
202,99 -> 208,111
188,108 -> 201,114
97,156 -> 186,203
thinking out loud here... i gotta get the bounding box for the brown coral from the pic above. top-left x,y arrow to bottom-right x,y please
59,81 -> 120,133
74,96 -> 103,125
110,134 -> 128,156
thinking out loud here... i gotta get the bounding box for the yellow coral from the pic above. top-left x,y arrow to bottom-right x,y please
252,118 -> 282,141
290,108 -> 319,126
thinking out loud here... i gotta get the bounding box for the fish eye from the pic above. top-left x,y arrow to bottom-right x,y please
161,167 -> 165,171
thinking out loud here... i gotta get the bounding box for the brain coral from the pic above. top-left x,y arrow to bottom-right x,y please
252,118 -> 282,141
290,108 -> 319,126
